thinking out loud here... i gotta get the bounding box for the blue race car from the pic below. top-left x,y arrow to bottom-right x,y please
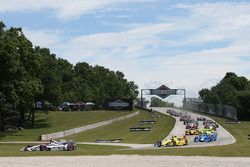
194,132 -> 217,142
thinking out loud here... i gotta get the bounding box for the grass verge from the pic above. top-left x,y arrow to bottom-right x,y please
0,110 -> 129,141
63,109 -> 175,144
0,143 -> 127,156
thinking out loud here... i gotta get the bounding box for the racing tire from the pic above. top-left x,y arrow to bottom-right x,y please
39,145 -> 47,151
166,142 -> 172,147
155,141 -> 162,147
184,139 -> 188,145
67,144 -> 74,151
194,137 -> 199,142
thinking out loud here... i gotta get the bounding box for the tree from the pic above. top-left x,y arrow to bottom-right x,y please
199,72 -> 250,120
0,20 -> 139,131
237,91 -> 250,120
150,97 -> 174,107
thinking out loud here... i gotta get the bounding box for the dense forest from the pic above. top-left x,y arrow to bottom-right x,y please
199,72 -> 250,120
0,21 -> 139,131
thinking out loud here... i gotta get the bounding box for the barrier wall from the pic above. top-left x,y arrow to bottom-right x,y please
183,102 -> 237,120
41,111 -> 139,141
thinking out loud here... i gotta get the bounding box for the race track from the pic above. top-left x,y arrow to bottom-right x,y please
77,107 -> 236,149
0,108 -> 246,167
152,107 -> 236,148
0,107 -> 236,149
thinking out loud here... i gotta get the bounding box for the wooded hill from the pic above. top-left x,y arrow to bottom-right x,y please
0,21 -> 139,131
199,72 -> 250,120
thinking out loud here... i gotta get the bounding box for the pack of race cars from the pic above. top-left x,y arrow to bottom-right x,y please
155,109 -> 218,147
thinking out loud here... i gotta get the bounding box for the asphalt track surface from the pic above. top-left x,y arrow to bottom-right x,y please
153,107 -> 236,148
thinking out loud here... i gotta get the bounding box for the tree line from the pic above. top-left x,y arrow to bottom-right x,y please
0,21 -> 139,131
199,72 -> 250,120
150,97 -> 174,107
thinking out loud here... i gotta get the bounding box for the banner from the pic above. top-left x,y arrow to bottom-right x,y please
106,99 -> 133,110
139,120 -> 156,124
150,85 -> 177,99
129,127 -> 151,132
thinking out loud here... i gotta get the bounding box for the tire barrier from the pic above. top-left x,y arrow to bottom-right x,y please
248,135 -> 250,140
139,120 -> 156,124
95,139 -> 123,143
129,127 -> 151,132
41,111 -> 139,141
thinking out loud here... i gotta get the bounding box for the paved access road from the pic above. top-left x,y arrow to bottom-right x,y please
1,155 -> 250,167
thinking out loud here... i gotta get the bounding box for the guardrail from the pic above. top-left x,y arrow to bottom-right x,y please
41,111 -> 139,141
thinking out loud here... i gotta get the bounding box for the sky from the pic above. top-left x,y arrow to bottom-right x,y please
1,0 -> 250,106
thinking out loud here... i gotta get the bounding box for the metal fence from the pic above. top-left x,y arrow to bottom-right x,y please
183,101 -> 238,120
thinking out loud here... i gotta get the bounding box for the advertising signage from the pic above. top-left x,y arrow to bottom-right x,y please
150,85 -> 177,99
106,99 -> 133,110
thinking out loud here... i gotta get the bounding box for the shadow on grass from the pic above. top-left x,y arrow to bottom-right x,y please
0,131 -> 25,140
25,118 -> 51,129
0,117 -> 51,140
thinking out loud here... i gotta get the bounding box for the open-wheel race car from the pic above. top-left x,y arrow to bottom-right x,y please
154,136 -> 188,147
203,120 -> 219,128
194,132 -> 217,142
197,116 -> 206,121
20,139 -> 77,152
185,128 -> 201,135
185,122 -> 198,129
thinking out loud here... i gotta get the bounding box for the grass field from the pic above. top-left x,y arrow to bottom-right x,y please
0,110 -> 129,141
63,110 -> 175,144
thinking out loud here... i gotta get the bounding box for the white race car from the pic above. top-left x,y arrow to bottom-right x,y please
20,139 -> 77,151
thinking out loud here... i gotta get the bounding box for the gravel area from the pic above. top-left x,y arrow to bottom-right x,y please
1,155 -> 250,167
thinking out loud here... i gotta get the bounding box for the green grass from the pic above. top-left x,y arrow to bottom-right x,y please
0,143 -> 127,156
63,110 -> 175,144
0,110 -> 129,141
